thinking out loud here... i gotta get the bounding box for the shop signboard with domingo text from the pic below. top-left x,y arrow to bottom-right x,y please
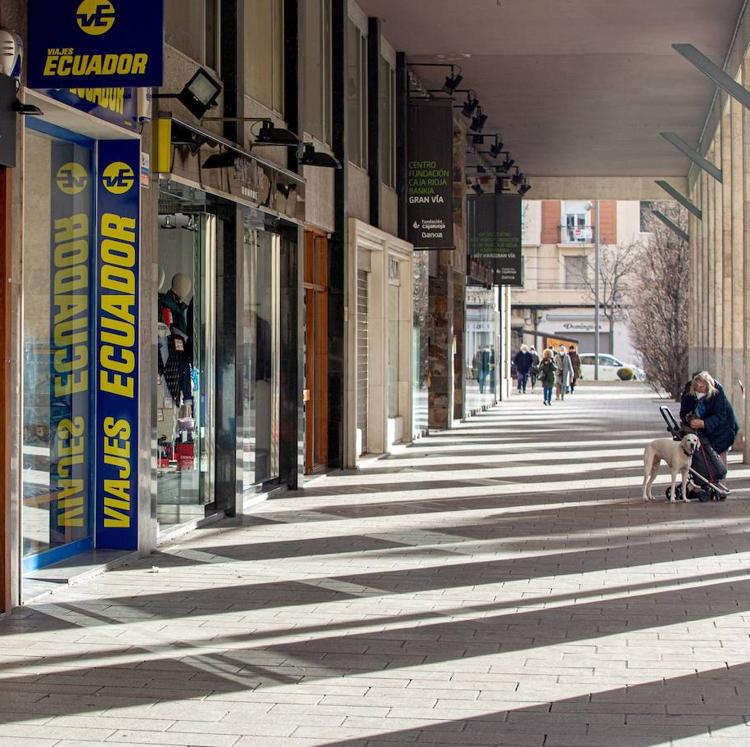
407,100 -> 454,249
28,0 -> 164,89
468,193 -> 523,287
96,140 -> 139,549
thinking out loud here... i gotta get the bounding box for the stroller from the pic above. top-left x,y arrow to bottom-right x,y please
659,406 -> 730,502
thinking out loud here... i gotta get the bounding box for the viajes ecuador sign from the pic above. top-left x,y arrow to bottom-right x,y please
407,100 -> 454,249
28,0 -> 164,89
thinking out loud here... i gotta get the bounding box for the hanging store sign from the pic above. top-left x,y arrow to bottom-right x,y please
468,193 -> 523,287
28,0 -> 164,89
95,139 -> 139,549
407,100 -> 454,249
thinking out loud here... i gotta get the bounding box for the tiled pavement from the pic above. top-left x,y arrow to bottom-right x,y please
4,383 -> 750,746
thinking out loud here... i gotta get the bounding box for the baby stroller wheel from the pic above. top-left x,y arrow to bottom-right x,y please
665,485 -> 683,501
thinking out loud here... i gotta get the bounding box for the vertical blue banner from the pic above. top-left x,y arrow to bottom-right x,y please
96,139 -> 139,549
50,141 -> 93,547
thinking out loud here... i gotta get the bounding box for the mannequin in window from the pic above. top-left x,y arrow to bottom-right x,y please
159,273 -> 193,407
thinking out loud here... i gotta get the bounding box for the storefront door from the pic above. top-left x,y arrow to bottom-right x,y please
21,125 -> 95,570
304,231 -> 329,473
156,206 -> 217,525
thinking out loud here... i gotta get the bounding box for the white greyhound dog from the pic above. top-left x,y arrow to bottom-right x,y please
642,434 -> 700,502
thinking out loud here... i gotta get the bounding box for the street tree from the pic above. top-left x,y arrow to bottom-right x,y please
627,203 -> 689,399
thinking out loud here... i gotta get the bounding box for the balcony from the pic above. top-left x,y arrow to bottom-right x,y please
560,224 -> 593,244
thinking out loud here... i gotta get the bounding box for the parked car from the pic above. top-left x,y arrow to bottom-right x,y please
578,353 -> 645,382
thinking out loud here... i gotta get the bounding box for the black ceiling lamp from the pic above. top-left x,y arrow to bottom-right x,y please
256,120 -> 299,145
518,180 -> 532,196
202,150 -> 238,169
499,154 -> 515,172
441,66 -> 464,94
511,167 -> 524,186
299,142 -> 341,169
152,67 -> 222,120
277,182 -> 297,199
470,107 -> 488,133
489,137 -> 504,158
494,175 -> 506,194
461,92 -> 479,118
471,181 -> 485,195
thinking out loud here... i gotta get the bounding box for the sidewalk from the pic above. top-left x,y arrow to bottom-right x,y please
3,383 -> 750,746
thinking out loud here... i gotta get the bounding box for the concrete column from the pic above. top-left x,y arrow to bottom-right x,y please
428,255 -> 454,430
701,170 -> 709,370
721,98 -> 733,392
712,138 -> 723,380
743,55 -> 750,462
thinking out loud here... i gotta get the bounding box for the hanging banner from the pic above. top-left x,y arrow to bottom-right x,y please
28,0 -> 164,89
49,141 -> 94,546
407,100 -> 454,249
468,193 -> 523,287
96,139 -> 139,549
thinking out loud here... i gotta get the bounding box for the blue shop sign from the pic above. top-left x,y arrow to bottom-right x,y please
96,139 -> 140,549
28,0 -> 164,89
44,87 -> 138,129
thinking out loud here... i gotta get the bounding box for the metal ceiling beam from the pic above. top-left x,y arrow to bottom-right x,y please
654,180 -> 702,220
651,209 -> 689,242
659,131 -> 722,183
673,43 -> 750,111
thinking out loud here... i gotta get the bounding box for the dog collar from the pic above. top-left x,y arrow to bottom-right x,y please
682,444 -> 693,456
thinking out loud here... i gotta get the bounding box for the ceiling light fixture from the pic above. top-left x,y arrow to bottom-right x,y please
489,138 -> 504,158
499,155 -> 515,172
202,150 -> 238,169
441,66 -> 464,94
299,143 -> 341,169
470,107 -> 488,133
471,182 -> 485,195
461,92 -> 479,118
277,182 -> 297,199
518,180 -> 532,196
511,168 -> 524,186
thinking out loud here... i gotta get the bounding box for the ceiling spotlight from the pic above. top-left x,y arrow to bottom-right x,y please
277,182 -> 297,199
256,120 -> 299,145
471,182 -> 484,195
470,108 -> 488,133
476,164 -> 487,174
489,139 -> 504,158
202,151 -> 238,169
511,168 -> 524,186
519,180 -> 532,196
299,143 -> 341,169
441,69 -> 464,94
13,100 -> 43,116
160,215 -> 177,230
461,92 -> 479,118
494,175 -> 506,194
500,156 -> 515,172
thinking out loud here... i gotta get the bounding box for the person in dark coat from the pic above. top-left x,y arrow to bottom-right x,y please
680,371 -> 739,465
513,344 -> 533,393
529,346 -> 540,390
568,345 -> 582,393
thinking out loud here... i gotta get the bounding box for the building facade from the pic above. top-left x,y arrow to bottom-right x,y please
512,199 -> 646,363
0,0 -> 509,613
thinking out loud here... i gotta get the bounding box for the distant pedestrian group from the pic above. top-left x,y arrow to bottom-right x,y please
515,343 -> 582,405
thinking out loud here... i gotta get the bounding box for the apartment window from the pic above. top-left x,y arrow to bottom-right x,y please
640,201 -> 653,232
245,0 -> 284,114
165,0 -> 221,73
303,0 -> 332,144
564,255 -> 589,289
379,57 -> 396,188
347,20 -> 368,169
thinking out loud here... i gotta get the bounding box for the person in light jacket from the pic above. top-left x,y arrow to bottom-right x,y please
554,345 -> 573,401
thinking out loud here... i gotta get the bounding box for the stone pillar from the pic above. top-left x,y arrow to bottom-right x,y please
721,97 -> 733,392
744,55 -> 750,462
428,255 -> 454,430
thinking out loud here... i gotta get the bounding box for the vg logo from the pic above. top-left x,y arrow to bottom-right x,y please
56,163 -> 89,195
102,161 -> 135,195
76,0 -> 116,36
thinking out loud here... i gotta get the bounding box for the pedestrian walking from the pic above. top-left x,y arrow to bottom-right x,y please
554,344 -> 573,400
513,344 -> 533,393
538,348 -> 556,405
568,345 -> 582,393
529,346 -> 540,390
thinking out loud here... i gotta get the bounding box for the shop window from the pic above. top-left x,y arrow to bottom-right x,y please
165,0 -> 221,74
380,57 -> 396,188
156,193 -> 217,526
22,128 -> 94,565
303,0 -> 332,145
244,0 -> 285,114
564,255 -> 588,289
347,19 -> 368,169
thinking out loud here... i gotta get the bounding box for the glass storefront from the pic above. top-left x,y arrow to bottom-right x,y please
156,186 -> 216,525
22,125 -> 95,567
240,208 -> 281,492
465,284 -> 500,413
412,251 -> 429,437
